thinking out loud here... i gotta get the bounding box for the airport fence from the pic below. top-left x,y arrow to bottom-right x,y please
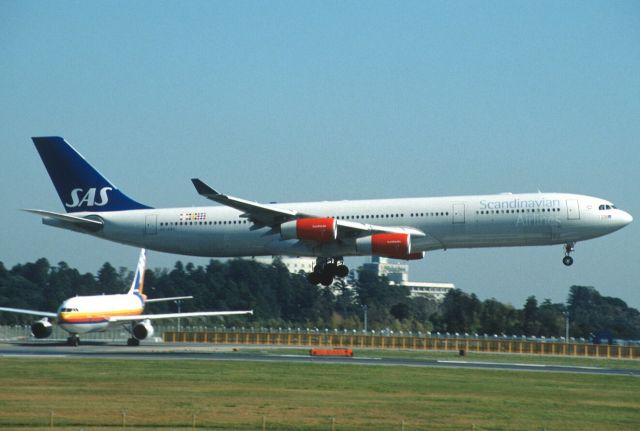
2,325 -> 638,359
0,325 -> 140,343
162,329 -> 640,360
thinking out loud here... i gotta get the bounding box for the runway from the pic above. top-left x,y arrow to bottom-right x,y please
1,341 -> 638,377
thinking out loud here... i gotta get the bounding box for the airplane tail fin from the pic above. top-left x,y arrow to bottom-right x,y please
32,136 -> 151,213
127,249 -> 147,296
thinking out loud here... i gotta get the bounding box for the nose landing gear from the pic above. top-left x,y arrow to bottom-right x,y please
563,243 -> 575,266
307,257 -> 349,286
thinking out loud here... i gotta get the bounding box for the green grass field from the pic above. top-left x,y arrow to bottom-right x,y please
229,346 -> 640,370
0,356 -> 638,430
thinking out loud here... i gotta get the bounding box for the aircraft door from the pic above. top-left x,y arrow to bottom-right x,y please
145,215 -> 157,235
453,203 -> 465,224
566,200 -> 580,220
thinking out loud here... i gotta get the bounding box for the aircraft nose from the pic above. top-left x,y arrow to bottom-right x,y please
614,210 -> 633,228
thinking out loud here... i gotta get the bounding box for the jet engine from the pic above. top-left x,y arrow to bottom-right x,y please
281,217 -> 337,242
31,318 -> 52,339
132,319 -> 154,340
356,233 -> 425,260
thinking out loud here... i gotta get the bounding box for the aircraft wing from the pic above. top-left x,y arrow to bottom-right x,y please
0,306 -> 57,319
335,219 -> 426,238
191,178 -> 426,238
192,178 -> 299,228
22,209 -> 103,232
108,309 -> 253,323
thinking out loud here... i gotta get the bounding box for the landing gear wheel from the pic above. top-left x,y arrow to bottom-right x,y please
563,243 -> 575,266
324,263 -> 338,277
335,265 -> 349,278
320,273 -> 334,286
308,257 -> 348,285
67,336 -> 79,347
127,337 -> 140,346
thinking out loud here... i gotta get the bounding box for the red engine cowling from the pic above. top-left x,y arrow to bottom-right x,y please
356,233 -> 425,260
280,218 -> 337,242
394,252 -> 425,260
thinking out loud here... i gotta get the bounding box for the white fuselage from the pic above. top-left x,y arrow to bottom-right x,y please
50,192 -> 632,259
56,294 -> 144,334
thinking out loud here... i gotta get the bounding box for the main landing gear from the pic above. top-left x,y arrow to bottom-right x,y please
307,257 -> 349,286
563,243 -> 575,266
66,335 -> 80,347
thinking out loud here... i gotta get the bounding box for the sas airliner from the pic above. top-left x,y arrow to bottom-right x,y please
0,249 -> 252,346
26,137 -> 632,286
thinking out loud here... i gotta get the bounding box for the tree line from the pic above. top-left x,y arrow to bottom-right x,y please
1,257 -> 639,340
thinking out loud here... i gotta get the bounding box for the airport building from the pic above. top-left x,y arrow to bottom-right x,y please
251,256 -> 316,274
362,256 -> 455,301
254,256 -> 454,301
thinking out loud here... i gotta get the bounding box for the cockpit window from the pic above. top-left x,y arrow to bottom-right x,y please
599,204 -> 615,211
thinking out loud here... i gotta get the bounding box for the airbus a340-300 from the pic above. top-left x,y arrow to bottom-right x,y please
25,137 -> 632,286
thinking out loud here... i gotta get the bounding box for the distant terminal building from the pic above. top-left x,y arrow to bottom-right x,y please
363,256 -> 454,301
402,282 -> 455,301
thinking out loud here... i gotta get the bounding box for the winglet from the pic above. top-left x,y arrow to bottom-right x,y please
191,178 -> 221,197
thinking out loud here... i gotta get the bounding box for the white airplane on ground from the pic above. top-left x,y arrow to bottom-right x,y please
0,249 -> 252,346
26,137 -> 632,286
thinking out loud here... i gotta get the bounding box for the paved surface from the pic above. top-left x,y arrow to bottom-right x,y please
1,341 -> 638,377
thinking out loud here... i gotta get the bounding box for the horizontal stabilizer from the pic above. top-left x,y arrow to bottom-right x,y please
145,295 -> 194,303
22,209 -> 104,232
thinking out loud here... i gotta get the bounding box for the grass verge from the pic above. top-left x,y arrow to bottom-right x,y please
228,346 -> 640,370
0,357 -> 638,430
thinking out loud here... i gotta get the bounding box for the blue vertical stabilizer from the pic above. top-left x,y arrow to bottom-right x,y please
32,136 -> 151,213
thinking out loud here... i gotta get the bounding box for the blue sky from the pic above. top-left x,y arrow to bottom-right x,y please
2,1 -> 639,309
